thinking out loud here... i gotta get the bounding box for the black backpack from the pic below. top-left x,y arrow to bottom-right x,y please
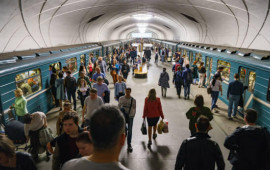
65,76 -> 76,91
186,70 -> 193,84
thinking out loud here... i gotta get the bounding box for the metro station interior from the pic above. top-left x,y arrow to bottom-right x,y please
0,1 -> 270,170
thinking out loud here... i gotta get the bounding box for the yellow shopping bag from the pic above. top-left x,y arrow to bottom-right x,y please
157,120 -> 164,134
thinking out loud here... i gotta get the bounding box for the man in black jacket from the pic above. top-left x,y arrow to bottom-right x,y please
52,112 -> 83,170
175,116 -> 225,170
224,109 -> 270,170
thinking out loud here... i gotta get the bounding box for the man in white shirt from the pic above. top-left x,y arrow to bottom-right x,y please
118,88 -> 136,152
82,88 -> 103,126
62,105 -> 129,170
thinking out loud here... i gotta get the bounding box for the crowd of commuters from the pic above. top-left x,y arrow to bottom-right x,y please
1,44 -> 269,170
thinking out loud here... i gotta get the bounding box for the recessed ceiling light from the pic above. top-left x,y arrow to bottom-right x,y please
132,14 -> 153,20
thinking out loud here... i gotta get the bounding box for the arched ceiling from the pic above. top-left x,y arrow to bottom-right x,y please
0,0 -> 270,53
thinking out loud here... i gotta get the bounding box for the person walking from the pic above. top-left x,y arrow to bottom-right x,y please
186,95 -> 213,135
82,88 -> 104,126
227,73 -> 244,119
143,88 -> 165,147
110,59 -> 119,85
78,79 -> 90,108
158,68 -> 170,98
173,66 -> 183,98
175,116 -> 225,170
92,76 -> 110,102
182,64 -> 193,100
121,60 -> 130,79
224,109 -> 270,170
114,75 -> 126,101
210,74 -> 222,112
62,106 -> 129,170
118,88 -> 136,152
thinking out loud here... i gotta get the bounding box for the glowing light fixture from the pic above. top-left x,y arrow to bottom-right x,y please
138,27 -> 146,33
132,14 -> 153,20
137,23 -> 148,27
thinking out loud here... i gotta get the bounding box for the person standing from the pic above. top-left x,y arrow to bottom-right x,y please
183,64 -> 193,100
173,66 -> 183,98
82,88 -> 104,126
191,61 -> 198,85
224,109 -> 270,170
175,116 -> 225,170
158,68 -> 170,98
62,105 -> 129,170
210,74 -> 222,112
56,102 -> 75,136
114,76 -> 126,101
55,72 -> 65,111
198,62 -> 206,88
10,88 -> 28,122
143,88 -> 165,147
121,60 -> 130,79
186,95 -> 213,135
130,47 -> 137,64
227,73 -> 244,119
118,88 -> 136,152
64,71 -> 77,111
50,73 -> 59,107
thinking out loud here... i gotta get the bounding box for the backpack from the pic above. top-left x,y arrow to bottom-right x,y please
186,70 -> 193,84
175,71 -> 183,84
65,76 -> 76,91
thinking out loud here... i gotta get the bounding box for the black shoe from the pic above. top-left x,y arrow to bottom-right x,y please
178,95 -> 180,99
153,134 -> 157,140
184,97 -> 186,100
127,145 -> 133,152
187,96 -> 190,99
148,140 -> 152,146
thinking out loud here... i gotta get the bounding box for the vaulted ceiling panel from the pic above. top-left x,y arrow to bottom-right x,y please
0,0 -> 270,53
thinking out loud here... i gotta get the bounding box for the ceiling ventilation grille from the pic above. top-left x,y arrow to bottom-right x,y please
88,14 -> 104,23
180,13 -> 198,23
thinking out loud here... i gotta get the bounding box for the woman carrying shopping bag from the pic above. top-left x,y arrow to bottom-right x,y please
143,88 -> 164,147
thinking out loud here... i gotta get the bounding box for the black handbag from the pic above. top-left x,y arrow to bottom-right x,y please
228,149 -> 240,165
141,119 -> 147,135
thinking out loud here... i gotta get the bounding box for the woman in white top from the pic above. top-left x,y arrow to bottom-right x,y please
24,112 -> 47,159
210,74 -> 222,112
78,79 -> 90,107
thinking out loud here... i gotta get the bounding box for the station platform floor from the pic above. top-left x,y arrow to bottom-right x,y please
35,57 -> 245,170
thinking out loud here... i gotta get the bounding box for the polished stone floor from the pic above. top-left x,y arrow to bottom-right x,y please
35,56 -> 245,170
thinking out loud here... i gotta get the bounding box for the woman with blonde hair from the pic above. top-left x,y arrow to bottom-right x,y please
143,88 -> 165,147
10,88 -> 28,122
198,62 -> 206,88
110,59 -> 119,85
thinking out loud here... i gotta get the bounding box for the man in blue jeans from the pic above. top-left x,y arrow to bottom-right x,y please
118,88 -> 136,152
183,64 -> 192,100
227,73 -> 244,119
